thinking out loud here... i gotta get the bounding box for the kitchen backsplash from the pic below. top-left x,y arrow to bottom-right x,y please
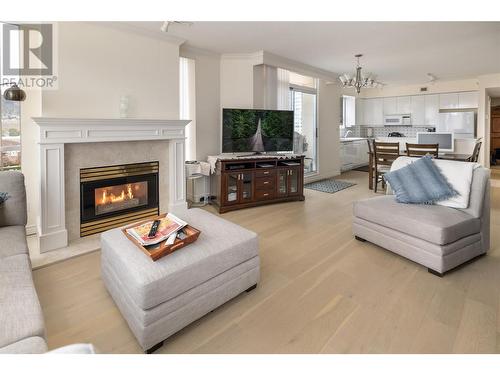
345,126 -> 430,138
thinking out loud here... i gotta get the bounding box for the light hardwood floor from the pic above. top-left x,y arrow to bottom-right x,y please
33,170 -> 500,353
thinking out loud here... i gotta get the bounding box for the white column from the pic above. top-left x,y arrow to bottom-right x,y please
38,143 -> 68,252
168,139 -> 188,212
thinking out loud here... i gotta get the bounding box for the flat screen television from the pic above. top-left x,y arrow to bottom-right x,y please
222,108 -> 294,153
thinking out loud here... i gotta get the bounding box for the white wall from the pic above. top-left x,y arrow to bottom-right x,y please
21,88 -> 42,233
314,81 -> 341,180
180,46 -> 221,160
42,22 -> 180,118
22,22 -> 181,229
220,56 -> 258,109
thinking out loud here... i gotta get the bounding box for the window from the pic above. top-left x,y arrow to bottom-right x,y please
0,22 -> 21,171
341,95 -> 356,128
179,57 -> 196,161
288,72 -> 318,174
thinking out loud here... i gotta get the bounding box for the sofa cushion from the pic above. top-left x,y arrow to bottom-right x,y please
353,196 -> 480,245
0,226 -> 29,259
0,336 -> 47,354
0,171 -> 27,227
101,208 -> 259,310
0,255 -> 46,348
384,156 -> 458,204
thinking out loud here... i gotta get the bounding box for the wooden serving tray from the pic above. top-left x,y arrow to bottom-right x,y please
122,213 -> 201,261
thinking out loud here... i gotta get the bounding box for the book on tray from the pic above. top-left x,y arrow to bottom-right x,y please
126,213 -> 187,246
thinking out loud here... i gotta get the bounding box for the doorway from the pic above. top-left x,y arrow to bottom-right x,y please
490,97 -> 500,166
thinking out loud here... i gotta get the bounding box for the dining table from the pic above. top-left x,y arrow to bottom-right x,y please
367,151 -> 472,190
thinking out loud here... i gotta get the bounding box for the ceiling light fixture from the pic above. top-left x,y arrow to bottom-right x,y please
427,73 -> 437,83
339,54 -> 383,94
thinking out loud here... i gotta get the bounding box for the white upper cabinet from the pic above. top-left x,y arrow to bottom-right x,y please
397,96 -> 411,114
383,97 -> 397,115
373,98 -> 384,126
424,94 -> 440,127
439,93 -> 459,109
355,98 -> 364,126
362,98 -> 383,127
439,91 -> 478,109
458,91 -> 479,108
363,99 -> 374,126
410,95 -> 425,126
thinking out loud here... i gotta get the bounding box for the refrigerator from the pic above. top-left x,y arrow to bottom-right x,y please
438,111 -> 476,139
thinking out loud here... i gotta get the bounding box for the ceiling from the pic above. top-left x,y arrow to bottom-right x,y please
127,21 -> 500,85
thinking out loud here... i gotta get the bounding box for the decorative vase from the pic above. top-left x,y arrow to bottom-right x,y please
119,95 -> 130,118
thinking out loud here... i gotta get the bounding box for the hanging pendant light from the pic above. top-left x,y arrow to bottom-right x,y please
339,54 -> 383,94
2,83 -> 27,102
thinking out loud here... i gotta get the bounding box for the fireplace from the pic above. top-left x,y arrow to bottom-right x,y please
80,162 -> 159,237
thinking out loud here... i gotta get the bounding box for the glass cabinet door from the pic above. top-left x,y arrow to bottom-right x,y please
278,169 -> 288,196
288,168 -> 299,195
225,173 -> 240,204
240,172 -> 253,202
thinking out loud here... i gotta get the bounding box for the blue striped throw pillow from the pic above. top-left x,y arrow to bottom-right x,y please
383,156 -> 458,204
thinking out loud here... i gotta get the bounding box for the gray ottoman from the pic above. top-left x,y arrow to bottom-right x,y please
100,208 -> 260,353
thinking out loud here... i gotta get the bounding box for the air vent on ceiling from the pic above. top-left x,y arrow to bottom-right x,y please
420,87 -> 428,92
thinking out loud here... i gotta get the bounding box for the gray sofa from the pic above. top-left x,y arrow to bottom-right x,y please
0,171 -> 48,353
353,166 -> 490,276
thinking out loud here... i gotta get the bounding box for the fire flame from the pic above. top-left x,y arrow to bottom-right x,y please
100,183 -> 134,205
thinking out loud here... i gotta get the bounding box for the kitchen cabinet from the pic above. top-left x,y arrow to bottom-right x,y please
363,98 -> 384,126
458,91 -> 478,108
383,97 -> 398,115
340,139 -> 369,171
410,95 -> 425,126
440,91 -> 479,109
439,93 -> 459,109
383,96 -> 411,115
424,94 -> 440,126
355,98 -> 364,126
397,96 -> 411,114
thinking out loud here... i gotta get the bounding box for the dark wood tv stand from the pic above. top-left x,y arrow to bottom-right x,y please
211,155 -> 305,213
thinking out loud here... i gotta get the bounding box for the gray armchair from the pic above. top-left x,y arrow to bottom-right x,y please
352,166 -> 490,276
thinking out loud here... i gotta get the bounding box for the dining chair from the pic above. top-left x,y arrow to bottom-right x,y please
366,139 -> 375,190
467,141 -> 482,162
373,141 -> 400,193
405,143 -> 439,158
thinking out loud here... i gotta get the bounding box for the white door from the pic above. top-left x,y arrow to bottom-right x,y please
383,97 -> 398,115
424,94 -> 440,126
410,95 -> 425,126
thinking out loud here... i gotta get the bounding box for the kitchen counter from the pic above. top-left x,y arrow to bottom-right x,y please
340,137 -> 370,142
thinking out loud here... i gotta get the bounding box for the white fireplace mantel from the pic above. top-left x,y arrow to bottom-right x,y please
32,117 -> 190,253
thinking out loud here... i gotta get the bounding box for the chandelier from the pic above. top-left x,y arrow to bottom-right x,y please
339,54 -> 383,94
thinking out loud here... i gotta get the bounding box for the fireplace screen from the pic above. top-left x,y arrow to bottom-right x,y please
94,181 -> 148,215
80,162 -> 159,237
